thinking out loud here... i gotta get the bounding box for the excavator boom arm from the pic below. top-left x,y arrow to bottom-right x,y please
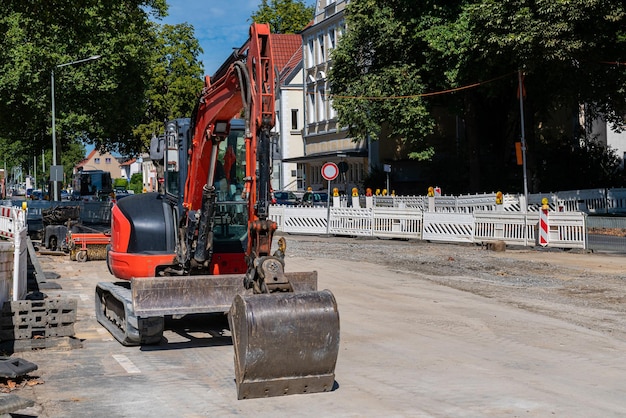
184,23 -> 274,219
182,23 -> 276,271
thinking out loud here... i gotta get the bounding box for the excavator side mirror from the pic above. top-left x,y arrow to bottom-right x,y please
150,135 -> 165,160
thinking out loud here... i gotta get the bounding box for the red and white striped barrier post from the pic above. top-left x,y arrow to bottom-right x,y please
539,197 -> 549,247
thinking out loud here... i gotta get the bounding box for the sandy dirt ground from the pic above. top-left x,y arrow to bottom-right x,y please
6,236 -> 626,417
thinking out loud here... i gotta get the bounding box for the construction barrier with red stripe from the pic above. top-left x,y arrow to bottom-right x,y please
539,208 -> 549,247
0,205 -> 26,239
0,205 -> 28,304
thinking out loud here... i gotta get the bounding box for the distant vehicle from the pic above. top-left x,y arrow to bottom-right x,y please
26,188 -> 34,199
272,190 -> 300,206
31,190 -> 45,200
114,189 -> 131,200
72,170 -> 113,201
61,190 -> 70,201
302,191 -> 329,207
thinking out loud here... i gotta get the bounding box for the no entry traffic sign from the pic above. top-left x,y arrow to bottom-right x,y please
321,162 -> 339,181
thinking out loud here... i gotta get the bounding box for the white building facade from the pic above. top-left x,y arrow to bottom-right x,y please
275,54 -> 306,191
297,0 -> 369,194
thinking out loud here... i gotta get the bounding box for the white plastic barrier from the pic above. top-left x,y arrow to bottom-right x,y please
0,205 -> 26,239
13,227 -> 28,301
0,205 -> 29,304
0,242 -> 13,304
270,205 -> 587,249
372,207 -> 421,239
281,207 -> 328,235
329,208 -> 373,237
422,212 -> 475,243
606,188 -> 626,214
474,211 -> 533,247
542,212 -> 587,249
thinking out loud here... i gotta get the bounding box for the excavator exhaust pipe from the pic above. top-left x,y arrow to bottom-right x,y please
228,289 -> 340,399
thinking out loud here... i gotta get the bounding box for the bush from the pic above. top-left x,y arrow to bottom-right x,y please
129,173 -> 143,194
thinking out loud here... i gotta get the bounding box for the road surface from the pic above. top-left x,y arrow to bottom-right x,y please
8,238 -> 626,417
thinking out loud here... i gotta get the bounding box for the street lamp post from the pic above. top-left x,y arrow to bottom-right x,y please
51,55 -> 101,201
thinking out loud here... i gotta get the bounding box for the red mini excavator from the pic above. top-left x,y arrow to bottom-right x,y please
95,23 -> 339,400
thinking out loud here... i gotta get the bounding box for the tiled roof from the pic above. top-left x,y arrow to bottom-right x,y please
76,149 -> 97,167
270,34 -> 302,73
279,46 -> 302,83
237,33 -> 302,83
119,158 -> 136,166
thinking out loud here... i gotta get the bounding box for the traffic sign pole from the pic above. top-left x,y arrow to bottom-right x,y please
321,162 -> 339,235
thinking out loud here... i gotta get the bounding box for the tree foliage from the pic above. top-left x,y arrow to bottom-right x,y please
329,0 -> 626,193
0,1 -> 168,156
133,23 -> 204,149
0,0 -> 206,182
251,0 -> 315,34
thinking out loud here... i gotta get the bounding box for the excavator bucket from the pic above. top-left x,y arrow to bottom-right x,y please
229,289 -> 340,400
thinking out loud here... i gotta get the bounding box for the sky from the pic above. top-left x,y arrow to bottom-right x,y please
158,0 -> 269,76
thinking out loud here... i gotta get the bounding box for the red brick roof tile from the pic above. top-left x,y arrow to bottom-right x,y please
280,46 -> 302,83
271,34 -> 302,73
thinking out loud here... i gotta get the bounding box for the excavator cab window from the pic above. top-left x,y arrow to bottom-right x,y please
212,120 -> 248,243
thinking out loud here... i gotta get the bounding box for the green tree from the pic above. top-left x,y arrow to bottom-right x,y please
251,0 -> 315,34
129,172 -> 144,194
0,0 -> 168,160
133,23 -> 205,148
329,2 -> 437,160
329,0 -> 626,193
60,142 -> 87,187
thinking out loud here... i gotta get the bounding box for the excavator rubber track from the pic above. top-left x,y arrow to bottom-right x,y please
229,289 -> 340,399
95,281 -> 164,346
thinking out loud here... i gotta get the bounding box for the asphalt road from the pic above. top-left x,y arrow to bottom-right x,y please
8,242 -> 626,417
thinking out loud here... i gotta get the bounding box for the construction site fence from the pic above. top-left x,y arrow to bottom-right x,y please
362,187 -> 626,214
2,187 -> 625,229
269,206 -> 587,250
0,205 -> 28,305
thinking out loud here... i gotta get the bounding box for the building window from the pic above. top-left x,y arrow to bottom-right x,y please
105,158 -> 111,164
308,88 -> 316,124
291,109 -> 299,130
329,28 -> 336,51
94,158 -> 100,164
317,34 -> 325,64
318,86 -> 326,121
307,39 -> 314,68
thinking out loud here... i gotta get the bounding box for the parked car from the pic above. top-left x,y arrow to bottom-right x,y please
272,190 -> 300,206
302,191 -> 329,207
114,189 -> 132,200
